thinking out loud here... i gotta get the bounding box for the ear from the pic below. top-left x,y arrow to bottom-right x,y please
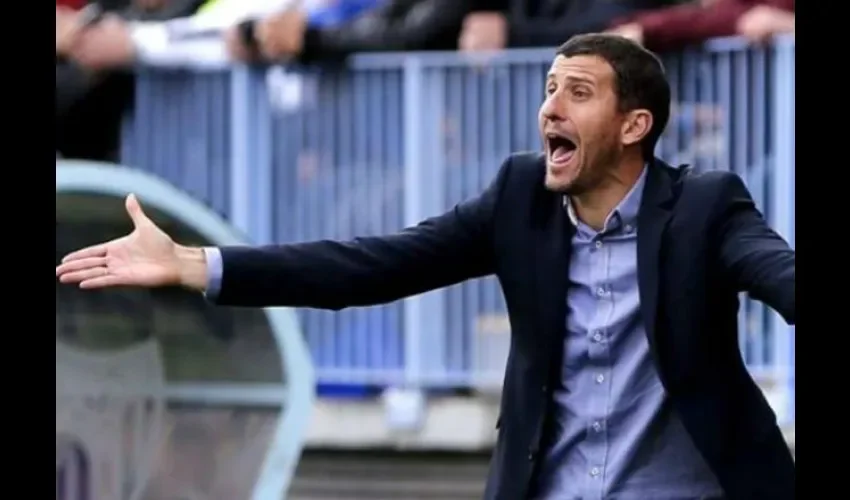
620,109 -> 653,148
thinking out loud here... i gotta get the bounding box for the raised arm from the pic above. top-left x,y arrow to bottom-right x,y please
56,159 -> 513,308
212,157 -> 513,309
714,172 -> 795,324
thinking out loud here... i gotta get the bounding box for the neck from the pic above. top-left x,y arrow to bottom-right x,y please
572,155 -> 646,230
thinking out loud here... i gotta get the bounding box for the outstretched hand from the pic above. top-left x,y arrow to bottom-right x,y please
56,194 -> 183,289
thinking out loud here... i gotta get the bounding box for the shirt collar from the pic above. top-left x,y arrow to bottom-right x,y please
564,164 -> 648,231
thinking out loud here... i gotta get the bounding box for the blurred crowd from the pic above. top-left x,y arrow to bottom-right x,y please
56,0 -> 795,162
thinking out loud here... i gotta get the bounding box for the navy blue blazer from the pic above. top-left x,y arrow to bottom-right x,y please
214,153 -> 796,500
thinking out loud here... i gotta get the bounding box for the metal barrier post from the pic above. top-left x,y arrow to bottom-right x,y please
770,37 -> 796,424
402,57 -> 449,387
230,66 -> 274,244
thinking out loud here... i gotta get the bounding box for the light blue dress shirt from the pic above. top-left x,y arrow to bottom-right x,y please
534,167 -> 724,499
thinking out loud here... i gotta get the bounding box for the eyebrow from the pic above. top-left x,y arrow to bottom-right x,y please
545,75 -> 596,86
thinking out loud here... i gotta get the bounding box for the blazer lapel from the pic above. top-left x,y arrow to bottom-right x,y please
637,160 -> 676,356
535,192 -> 573,352
532,161 -> 678,358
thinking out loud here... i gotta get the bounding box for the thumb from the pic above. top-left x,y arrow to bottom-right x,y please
125,193 -> 151,228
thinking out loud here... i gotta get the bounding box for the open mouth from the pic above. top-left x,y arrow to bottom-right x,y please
546,133 -> 577,165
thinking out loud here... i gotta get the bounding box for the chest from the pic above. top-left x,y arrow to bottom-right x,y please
495,212 -> 712,342
563,226 -> 643,363
568,228 -> 639,304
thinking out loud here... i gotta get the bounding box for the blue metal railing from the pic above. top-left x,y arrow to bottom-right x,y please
120,37 -> 795,421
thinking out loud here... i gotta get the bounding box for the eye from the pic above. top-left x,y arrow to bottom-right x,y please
545,85 -> 557,96
571,87 -> 590,99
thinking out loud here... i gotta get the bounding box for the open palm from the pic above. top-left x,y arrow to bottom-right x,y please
56,194 -> 181,289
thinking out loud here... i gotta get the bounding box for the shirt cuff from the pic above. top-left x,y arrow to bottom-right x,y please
128,21 -> 169,65
202,246 -> 224,301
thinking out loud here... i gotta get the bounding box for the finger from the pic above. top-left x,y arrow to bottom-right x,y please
80,274 -> 130,289
56,256 -> 108,277
259,41 -> 277,61
59,267 -> 109,285
62,243 -> 108,263
255,22 -> 281,59
125,193 -> 151,228
58,23 -> 80,41
254,21 -> 269,45
255,32 -> 273,59
57,24 -> 83,51
224,29 -> 244,59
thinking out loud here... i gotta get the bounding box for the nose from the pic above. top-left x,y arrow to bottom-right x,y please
540,93 -> 565,123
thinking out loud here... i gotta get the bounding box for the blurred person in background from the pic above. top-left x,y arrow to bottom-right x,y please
606,0 -> 795,51
56,0 -> 204,161
457,0 -> 675,52
226,0 -> 475,65
60,0 -> 294,71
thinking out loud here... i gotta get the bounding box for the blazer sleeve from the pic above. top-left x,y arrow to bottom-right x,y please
714,172 -> 795,324
214,157 -> 513,309
609,0 -> 795,53
298,0 -> 471,64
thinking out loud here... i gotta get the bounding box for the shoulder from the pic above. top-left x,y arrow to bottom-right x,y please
675,167 -> 755,213
498,151 -> 551,202
494,152 -> 547,195
680,168 -> 750,194
484,152 -> 554,225
502,151 -> 546,180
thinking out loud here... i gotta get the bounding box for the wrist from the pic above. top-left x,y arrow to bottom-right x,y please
175,244 -> 208,291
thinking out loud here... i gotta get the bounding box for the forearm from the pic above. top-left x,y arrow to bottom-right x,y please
299,0 -> 470,63
214,230 -> 494,309
129,21 -> 230,68
612,0 -> 750,52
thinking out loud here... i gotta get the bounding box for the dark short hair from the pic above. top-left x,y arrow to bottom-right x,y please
556,33 -> 671,160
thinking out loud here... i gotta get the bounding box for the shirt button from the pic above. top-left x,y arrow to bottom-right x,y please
594,240 -> 603,249
592,331 -> 603,343
595,374 -> 605,384
596,287 -> 606,297
590,467 -> 600,477
592,421 -> 603,432
624,224 -> 634,233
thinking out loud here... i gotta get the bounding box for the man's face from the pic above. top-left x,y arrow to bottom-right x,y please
539,54 -> 626,194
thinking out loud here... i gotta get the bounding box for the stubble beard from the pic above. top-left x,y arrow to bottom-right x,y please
546,146 -> 621,197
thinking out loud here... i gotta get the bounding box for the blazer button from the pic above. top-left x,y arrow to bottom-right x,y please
528,450 -> 537,462
541,385 -> 548,393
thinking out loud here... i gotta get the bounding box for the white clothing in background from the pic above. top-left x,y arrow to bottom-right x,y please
129,0 -> 295,69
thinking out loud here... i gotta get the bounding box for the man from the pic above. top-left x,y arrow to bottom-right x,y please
56,34 -> 795,500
